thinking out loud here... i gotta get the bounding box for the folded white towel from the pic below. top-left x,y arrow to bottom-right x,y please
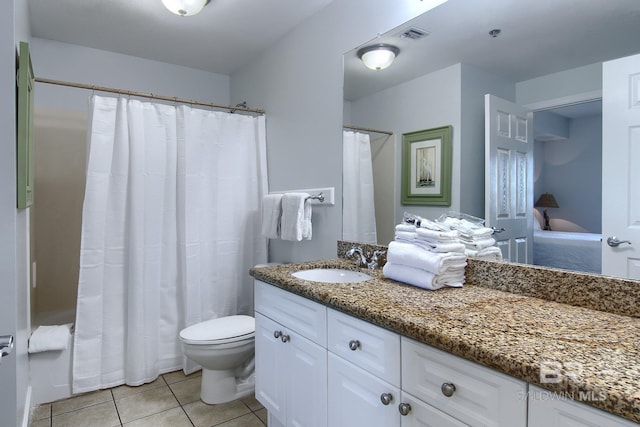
261,194 -> 283,239
418,218 -> 450,232
466,246 -> 503,261
395,224 -> 417,233
458,227 -> 494,240
383,262 -> 464,290
415,227 -> 459,243
281,193 -> 310,241
413,239 -> 466,253
28,324 -> 73,353
387,241 -> 466,275
460,237 -> 496,251
394,230 -> 416,242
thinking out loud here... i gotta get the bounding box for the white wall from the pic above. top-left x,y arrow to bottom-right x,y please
30,37 -> 231,112
516,62 -> 602,106
231,0 -> 446,262
1,1 -> 32,425
351,64 -> 462,225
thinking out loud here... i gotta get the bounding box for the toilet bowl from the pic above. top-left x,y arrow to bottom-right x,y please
179,315 -> 255,404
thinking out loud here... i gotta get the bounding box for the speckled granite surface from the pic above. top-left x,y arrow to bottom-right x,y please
250,258 -> 640,423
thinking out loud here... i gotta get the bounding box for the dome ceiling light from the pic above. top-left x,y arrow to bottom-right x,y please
357,44 -> 400,71
162,0 -> 210,16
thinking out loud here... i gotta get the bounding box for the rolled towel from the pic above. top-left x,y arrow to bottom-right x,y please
383,262 -> 464,290
415,227 -> 459,243
261,194 -> 283,239
387,241 -> 466,275
281,193 -> 309,241
28,324 -> 73,353
460,237 -> 496,251
413,239 -> 466,254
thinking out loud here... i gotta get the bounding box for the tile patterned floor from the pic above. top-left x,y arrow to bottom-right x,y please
29,370 -> 267,427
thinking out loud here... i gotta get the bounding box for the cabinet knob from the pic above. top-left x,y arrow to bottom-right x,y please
348,340 -> 361,351
398,402 -> 412,416
441,382 -> 456,397
280,334 -> 290,343
380,393 -> 393,405
273,330 -> 282,339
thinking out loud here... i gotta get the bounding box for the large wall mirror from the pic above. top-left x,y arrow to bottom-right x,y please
342,0 -> 640,279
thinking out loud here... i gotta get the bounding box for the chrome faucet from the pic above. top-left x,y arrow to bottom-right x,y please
346,246 -> 368,268
345,246 -> 386,269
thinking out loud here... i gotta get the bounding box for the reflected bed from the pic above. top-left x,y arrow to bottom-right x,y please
533,230 -> 602,274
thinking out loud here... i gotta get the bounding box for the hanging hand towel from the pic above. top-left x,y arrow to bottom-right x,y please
281,193 -> 310,241
28,324 -> 73,353
261,194 -> 283,239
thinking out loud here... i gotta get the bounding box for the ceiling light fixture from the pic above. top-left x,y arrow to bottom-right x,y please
357,44 -> 400,71
162,0 -> 209,16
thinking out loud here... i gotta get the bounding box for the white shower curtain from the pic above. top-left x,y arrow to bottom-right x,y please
73,95 -> 267,393
342,131 -> 377,243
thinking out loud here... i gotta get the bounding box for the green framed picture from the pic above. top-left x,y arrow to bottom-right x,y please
401,125 -> 452,206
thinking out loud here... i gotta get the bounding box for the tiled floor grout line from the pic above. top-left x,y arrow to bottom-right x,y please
109,388 -> 124,426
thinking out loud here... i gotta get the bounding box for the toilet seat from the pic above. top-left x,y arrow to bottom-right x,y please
180,315 -> 255,345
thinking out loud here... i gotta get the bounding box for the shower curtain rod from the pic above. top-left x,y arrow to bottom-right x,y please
35,77 -> 266,115
343,124 -> 393,136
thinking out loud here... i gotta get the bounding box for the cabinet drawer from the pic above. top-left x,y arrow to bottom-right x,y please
328,308 -> 400,387
254,280 -> 327,346
399,392 -> 468,427
402,337 -> 526,427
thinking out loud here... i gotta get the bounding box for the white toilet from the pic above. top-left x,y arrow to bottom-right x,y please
179,314 -> 255,404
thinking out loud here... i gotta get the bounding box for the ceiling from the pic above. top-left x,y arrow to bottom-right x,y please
344,0 -> 640,101
27,0 -> 334,76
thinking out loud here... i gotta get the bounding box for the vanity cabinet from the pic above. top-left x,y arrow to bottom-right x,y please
528,385 -> 638,427
327,309 -> 401,426
254,281 -> 327,427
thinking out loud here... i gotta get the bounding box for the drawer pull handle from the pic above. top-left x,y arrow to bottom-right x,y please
398,402 -> 412,416
441,382 -> 456,397
348,340 -> 361,351
280,334 -> 290,343
273,330 -> 282,339
380,393 -> 393,405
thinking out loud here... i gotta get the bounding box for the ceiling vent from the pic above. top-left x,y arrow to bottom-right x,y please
396,27 -> 430,40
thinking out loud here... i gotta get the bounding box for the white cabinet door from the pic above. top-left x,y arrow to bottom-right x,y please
255,312 -> 287,422
328,353 -> 400,427
287,330 -> 327,427
399,392 -> 467,427
528,385 -> 637,427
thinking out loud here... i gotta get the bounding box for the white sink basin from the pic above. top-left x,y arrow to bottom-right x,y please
291,268 -> 372,283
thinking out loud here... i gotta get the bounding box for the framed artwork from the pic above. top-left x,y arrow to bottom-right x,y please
401,125 -> 452,206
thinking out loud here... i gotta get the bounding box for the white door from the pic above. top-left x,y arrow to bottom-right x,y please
287,333 -> 327,427
485,94 -> 534,263
254,313 -> 286,423
602,53 -> 640,279
328,353 -> 400,427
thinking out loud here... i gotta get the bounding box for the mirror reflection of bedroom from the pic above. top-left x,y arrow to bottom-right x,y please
532,99 -> 602,274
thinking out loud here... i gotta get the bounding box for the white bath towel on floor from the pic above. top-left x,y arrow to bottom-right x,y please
383,262 -> 464,290
281,193 -> 310,241
387,241 -> 467,275
28,324 -> 73,353
261,194 -> 283,239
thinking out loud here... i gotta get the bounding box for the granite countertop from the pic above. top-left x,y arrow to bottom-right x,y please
250,258 -> 640,424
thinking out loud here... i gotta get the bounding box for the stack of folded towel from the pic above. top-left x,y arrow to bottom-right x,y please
382,220 -> 467,290
439,217 -> 503,261
261,193 -> 312,241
